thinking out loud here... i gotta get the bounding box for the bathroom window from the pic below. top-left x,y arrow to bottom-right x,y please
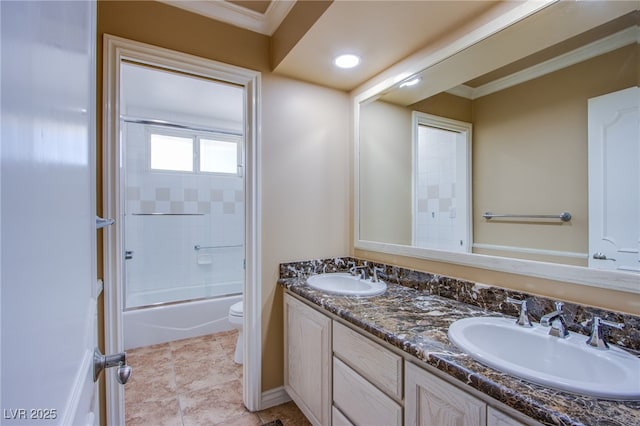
148,128 -> 241,175
200,138 -> 240,174
150,133 -> 194,172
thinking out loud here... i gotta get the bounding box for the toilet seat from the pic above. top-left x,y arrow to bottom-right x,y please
229,301 -> 243,317
228,300 -> 244,364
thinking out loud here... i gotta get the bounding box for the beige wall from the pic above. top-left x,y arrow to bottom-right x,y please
261,73 -> 350,389
410,92 -> 472,122
473,45 -> 637,264
97,0 -> 350,395
359,101 -> 412,244
97,0 -> 270,72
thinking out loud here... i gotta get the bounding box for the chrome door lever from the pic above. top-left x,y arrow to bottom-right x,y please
593,252 -> 616,261
96,216 -> 115,229
93,348 -> 132,385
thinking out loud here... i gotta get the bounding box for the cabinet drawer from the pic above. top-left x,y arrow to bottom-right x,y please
333,357 -> 402,426
332,406 -> 354,426
333,321 -> 403,399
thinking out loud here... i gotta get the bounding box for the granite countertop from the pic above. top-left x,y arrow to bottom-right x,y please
279,276 -> 640,426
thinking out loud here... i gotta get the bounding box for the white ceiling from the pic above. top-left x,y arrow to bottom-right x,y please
162,0 -> 509,91
121,62 -> 244,131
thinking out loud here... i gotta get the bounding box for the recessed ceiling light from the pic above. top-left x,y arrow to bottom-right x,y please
334,54 -> 361,69
399,78 -> 421,88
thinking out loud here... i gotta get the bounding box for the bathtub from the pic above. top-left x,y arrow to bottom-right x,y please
123,292 -> 242,350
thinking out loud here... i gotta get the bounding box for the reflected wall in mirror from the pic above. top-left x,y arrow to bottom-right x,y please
356,1 -> 639,290
360,105 -> 472,252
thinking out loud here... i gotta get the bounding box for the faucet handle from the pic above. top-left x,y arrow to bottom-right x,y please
371,266 -> 384,283
506,297 -> 533,327
553,301 -> 564,313
586,316 -> 624,350
349,265 -> 367,279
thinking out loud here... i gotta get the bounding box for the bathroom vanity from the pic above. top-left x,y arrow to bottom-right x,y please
285,293 -> 533,426
279,258 -> 640,426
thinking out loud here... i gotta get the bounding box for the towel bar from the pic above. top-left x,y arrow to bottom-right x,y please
483,212 -> 572,222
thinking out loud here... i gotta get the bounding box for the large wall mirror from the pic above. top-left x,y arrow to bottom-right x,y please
355,1 -> 639,293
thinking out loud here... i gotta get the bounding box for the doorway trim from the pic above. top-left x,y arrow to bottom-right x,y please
102,34 -> 262,424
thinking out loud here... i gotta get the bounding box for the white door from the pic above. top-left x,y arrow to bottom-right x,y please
1,1 -> 100,425
588,87 -> 640,272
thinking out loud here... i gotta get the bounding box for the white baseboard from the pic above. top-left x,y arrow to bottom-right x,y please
260,386 -> 291,410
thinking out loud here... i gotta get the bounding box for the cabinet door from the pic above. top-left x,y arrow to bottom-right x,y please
332,406 -> 354,426
487,407 -> 527,426
284,294 -> 332,426
405,363 -> 486,426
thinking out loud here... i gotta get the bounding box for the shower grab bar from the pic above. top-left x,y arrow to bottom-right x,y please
483,212 -> 572,222
194,244 -> 243,250
131,213 -> 205,216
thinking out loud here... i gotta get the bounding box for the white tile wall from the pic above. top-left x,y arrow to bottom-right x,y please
123,122 -> 244,308
415,125 -> 458,250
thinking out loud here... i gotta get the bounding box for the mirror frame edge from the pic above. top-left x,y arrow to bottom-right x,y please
351,0 -> 640,295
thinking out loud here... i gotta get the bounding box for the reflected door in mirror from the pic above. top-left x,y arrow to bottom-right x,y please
588,87 -> 640,272
413,112 -> 471,252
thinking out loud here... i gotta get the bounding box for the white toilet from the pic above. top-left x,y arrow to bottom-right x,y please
228,301 -> 243,364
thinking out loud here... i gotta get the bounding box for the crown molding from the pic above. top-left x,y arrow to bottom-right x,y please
159,0 -> 295,35
448,25 -> 639,100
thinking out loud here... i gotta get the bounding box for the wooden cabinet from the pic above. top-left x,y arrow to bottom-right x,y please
284,292 -> 537,426
331,406 -> 354,426
405,362 -> 486,426
284,294 -> 332,426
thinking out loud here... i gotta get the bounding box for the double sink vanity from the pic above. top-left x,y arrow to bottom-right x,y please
279,258 -> 640,426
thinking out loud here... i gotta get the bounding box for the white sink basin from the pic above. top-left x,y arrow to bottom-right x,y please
448,316 -> 640,400
306,273 -> 386,297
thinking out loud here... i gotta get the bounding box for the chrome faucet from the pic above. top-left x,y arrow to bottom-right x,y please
349,265 -> 367,280
506,297 -> 532,327
540,301 -> 569,338
371,266 -> 384,283
586,316 -> 624,350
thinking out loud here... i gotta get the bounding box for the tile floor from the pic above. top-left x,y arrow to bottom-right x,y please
124,330 -> 311,426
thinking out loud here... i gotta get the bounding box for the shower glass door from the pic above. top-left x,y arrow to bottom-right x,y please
120,62 -> 245,310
